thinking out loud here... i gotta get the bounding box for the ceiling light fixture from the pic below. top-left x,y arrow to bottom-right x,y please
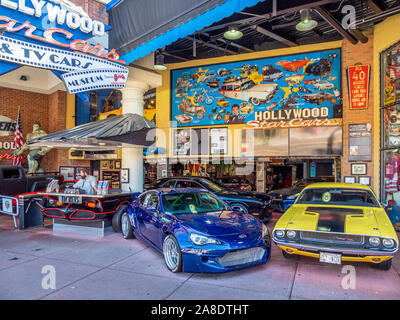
224,26 -> 243,40
296,9 -> 318,32
154,53 -> 167,71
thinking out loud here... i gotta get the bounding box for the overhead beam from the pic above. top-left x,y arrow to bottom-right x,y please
250,25 -> 297,47
161,51 -> 189,62
216,38 -> 254,53
349,29 -> 369,44
314,6 -> 358,44
363,0 -> 384,13
200,0 -> 341,33
186,36 -> 237,55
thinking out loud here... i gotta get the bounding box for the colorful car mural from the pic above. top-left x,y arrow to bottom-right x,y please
171,49 -> 341,127
219,78 -> 278,106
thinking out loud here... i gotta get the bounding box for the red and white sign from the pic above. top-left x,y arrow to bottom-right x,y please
347,65 -> 370,110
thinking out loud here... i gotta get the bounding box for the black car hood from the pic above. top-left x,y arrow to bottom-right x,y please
268,187 -> 302,197
216,189 -> 270,202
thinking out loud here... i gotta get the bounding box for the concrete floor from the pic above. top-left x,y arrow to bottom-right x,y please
1,214 -> 400,300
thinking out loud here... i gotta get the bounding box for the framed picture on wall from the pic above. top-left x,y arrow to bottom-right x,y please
344,176 -> 356,184
101,161 -> 108,169
120,168 -> 129,183
358,176 -> 371,186
351,163 -> 367,175
59,166 -> 75,180
115,160 -> 121,169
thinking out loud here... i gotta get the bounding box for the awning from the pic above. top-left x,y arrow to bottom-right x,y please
28,113 -> 156,150
109,0 -> 264,64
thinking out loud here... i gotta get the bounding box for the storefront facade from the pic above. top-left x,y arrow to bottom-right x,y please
375,14 -> 400,204
0,0 -> 148,191
0,0 -> 113,175
154,32 -> 381,194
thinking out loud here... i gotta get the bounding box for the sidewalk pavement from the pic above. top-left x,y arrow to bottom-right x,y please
0,214 -> 399,300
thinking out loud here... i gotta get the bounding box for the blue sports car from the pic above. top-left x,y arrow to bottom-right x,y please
121,188 -> 271,273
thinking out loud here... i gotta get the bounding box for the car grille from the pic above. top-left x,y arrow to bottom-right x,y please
216,247 -> 265,267
300,231 -> 364,246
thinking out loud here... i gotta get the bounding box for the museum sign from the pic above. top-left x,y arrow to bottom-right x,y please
0,0 -> 128,93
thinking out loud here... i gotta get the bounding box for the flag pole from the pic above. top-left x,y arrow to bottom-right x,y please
13,106 -> 20,166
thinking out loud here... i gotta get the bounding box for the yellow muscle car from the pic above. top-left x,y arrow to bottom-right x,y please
273,183 -> 398,270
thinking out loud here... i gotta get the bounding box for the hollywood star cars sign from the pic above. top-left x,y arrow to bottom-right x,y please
0,0 -> 128,93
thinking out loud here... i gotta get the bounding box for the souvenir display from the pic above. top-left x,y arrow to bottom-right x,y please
382,43 -> 400,107
171,49 -> 342,128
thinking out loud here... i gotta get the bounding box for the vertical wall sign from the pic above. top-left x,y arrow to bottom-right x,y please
347,65 -> 370,110
348,123 -> 372,161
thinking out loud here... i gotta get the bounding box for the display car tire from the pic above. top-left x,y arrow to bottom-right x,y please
376,258 -> 392,271
230,203 -> 249,214
251,97 -> 260,106
206,97 -> 215,105
112,205 -> 128,233
121,212 -> 134,239
196,111 -> 205,120
163,234 -> 182,273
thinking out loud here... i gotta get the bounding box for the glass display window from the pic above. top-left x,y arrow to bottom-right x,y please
382,150 -> 400,204
383,104 -> 400,148
381,41 -> 400,203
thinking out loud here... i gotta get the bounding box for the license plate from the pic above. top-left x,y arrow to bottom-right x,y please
59,196 -> 82,204
319,252 -> 341,264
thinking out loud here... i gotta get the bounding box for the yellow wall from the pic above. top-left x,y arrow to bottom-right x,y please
373,14 -> 400,197
65,94 -> 76,129
156,40 -> 343,158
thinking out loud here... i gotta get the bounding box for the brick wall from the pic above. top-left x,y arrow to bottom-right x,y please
0,87 -> 88,173
341,34 -> 375,186
71,0 -> 108,24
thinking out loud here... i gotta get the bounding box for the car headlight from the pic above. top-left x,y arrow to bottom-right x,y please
274,230 -> 285,238
369,237 -> 380,247
262,224 -> 269,238
286,230 -> 297,239
190,233 -> 221,246
383,238 -> 395,248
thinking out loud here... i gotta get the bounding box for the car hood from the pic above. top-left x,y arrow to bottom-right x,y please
247,83 -> 278,92
268,187 -> 300,197
178,211 -> 261,237
278,204 -> 397,237
217,190 -> 270,202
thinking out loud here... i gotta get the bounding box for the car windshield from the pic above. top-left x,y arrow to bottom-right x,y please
241,80 -> 256,90
296,188 -> 380,207
161,191 -> 229,215
199,178 -> 228,193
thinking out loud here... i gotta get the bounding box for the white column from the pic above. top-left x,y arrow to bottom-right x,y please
121,80 -> 150,193
119,58 -> 162,193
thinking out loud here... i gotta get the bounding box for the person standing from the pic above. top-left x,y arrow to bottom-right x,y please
73,169 -> 98,195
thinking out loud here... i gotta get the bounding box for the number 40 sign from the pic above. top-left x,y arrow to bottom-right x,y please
347,64 -> 371,110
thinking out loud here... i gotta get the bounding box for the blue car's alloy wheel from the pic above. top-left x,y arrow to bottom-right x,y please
121,212 -> 134,239
163,235 -> 182,273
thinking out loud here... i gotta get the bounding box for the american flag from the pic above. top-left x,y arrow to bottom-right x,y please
12,108 -> 24,166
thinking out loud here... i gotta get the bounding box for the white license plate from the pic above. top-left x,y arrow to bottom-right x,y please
319,252 -> 341,264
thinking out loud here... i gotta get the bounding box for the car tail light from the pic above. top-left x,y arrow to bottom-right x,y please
86,202 -> 96,209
